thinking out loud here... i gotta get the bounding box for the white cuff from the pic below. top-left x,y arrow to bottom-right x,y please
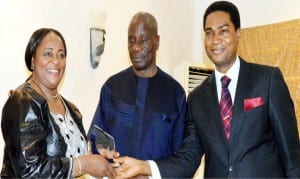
147,160 -> 161,179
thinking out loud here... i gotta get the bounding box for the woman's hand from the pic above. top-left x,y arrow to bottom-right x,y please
99,149 -> 120,159
74,154 -> 117,178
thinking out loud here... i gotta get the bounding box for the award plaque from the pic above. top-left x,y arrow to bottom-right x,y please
89,125 -> 120,167
89,125 -> 115,155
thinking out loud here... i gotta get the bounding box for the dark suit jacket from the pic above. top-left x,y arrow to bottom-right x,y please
156,58 -> 300,178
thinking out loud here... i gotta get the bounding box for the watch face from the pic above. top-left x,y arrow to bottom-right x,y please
90,28 -> 105,69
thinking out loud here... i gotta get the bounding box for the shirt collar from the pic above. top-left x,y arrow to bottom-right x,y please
215,56 -> 240,82
214,57 -> 240,102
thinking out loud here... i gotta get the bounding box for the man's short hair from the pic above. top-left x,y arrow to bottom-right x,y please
203,1 -> 240,30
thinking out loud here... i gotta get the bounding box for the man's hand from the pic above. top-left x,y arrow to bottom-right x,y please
114,156 -> 152,179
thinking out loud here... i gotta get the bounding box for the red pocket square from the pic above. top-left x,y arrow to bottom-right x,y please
244,97 -> 264,112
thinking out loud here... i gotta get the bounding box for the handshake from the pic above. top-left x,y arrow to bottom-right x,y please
100,152 -> 151,179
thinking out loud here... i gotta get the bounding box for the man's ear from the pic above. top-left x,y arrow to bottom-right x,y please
155,34 -> 160,50
236,28 -> 241,39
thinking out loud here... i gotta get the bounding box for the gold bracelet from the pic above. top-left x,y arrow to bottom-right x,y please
74,157 -> 82,176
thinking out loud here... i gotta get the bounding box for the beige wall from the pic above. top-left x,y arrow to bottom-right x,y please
0,0 -> 299,170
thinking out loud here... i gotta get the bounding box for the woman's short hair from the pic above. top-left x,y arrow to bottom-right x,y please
25,28 -> 67,72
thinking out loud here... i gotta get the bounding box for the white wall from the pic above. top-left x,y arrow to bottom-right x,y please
0,0 -> 299,169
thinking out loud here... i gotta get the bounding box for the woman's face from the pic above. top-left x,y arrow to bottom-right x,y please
32,32 -> 66,90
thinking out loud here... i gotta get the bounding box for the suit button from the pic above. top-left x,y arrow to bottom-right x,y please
229,166 -> 233,172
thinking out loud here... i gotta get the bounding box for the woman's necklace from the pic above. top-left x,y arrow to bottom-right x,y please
31,77 -> 59,98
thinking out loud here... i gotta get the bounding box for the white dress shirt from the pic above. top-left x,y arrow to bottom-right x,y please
215,57 -> 240,103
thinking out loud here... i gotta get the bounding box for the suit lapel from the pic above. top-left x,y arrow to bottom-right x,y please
205,73 -> 230,154
229,59 -> 252,150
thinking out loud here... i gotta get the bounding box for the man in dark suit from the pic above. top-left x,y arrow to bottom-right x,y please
114,1 -> 300,178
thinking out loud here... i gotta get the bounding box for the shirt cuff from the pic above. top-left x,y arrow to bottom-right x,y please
147,160 -> 161,179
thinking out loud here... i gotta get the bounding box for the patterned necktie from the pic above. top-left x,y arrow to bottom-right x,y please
220,76 -> 232,141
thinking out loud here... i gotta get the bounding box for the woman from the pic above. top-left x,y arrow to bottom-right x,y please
1,28 -> 116,178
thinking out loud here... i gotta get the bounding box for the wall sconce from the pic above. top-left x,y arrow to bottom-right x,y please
90,28 -> 105,69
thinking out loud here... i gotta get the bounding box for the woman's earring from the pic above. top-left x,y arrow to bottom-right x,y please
31,63 -> 35,70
